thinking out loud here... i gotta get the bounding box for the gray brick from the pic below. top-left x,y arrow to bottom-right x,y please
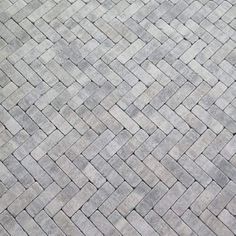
63,182 -> 96,217
99,182 -> 132,217
109,155 -> 141,187
72,210 -> 103,236
161,155 -> 194,188
126,155 -> 159,188
127,211 -> 159,236
0,182 -> 24,214
172,182 -> 203,216
8,182 -> 42,216
27,182 -> 61,217
35,210 -> 65,236
190,181 -> 221,216
56,155 -> 88,188
74,155 -> 106,188
135,129 -> 166,160
154,181 -> 186,216
91,155 -> 123,188
22,155 -> 53,188
3,156 -> 34,188
182,209 -> 215,236
196,155 -> 229,188
179,155 -> 212,187
82,182 -> 114,217
16,210 -> 46,236
136,181 -> 168,216
0,60 -> 25,86
110,105 -> 139,134
45,182 -> 79,217
144,155 -> 177,188
145,210 -> 178,236
208,181 -> 236,215
0,210 -> 27,236
53,211 -> 84,236
108,210 -> 140,236
39,155 -> 71,188
200,209 -> 234,236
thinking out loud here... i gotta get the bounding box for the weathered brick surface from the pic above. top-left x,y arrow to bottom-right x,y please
0,0 -> 236,235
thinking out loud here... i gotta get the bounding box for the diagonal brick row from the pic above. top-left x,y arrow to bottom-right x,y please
0,0 -> 236,235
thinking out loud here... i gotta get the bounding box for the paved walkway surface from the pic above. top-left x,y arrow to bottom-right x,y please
0,0 -> 236,235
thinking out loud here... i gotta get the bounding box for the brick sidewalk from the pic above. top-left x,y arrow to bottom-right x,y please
0,0 -> 236,235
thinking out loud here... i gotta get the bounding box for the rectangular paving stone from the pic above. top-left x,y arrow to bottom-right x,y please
196,155 -> 229,188
53,211 -> 84,236
110,105 -> 139,134
8,182 -> 42,216
172,182 -> 203,216
63,182 -> 96,217
99,181 -> 133,217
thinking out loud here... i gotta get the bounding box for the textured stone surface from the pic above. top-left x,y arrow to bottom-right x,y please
0,0 -> 236,235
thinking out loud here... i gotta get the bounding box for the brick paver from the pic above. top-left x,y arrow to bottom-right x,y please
0,0 -> 236,235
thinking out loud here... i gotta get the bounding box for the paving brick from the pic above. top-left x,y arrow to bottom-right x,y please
161,155 -> 194,188
63,182 -> 96,217
99,182 -> 133,217
172,182 -> 203,216
74,155 -> 106,188
108,210 -> 141,236
127,211 -> 159,236
200,209 -> 234,236
145,210 -> 178,236
22,155 -> 53,188
53,211 -> 84,236
196,155 -> 229,188
35,210 -> 65,236
182,209 -> 215,236
1,0 -> 235,234
72,210 -> 103,236
8,182 -> 42,216
0,210 -> 27,236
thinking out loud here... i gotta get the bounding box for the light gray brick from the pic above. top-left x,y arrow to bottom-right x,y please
56,155 -> 88,188
110,105 -> 139,134
126,155 -> 159,188
127,211 -> 159,236
108,210 -> 141,236
35,210 -> 65,236
22,155 -> 53,188
31,130 -> 63,160
0,210 -> 27,236
45,182 -> 79,217
172,182 -> 203,216
196,155 -> 229,188
135,129 -> 166,160
161,155 -> 194,188
200,209 -> 234,236
154,181 -> 186,216
179,155 -> 212,187
145,210 -> 178,236
182,209 -> 215,236
53,211 -> 84,236
190,181 -> 221,216
99,182 -> 132,217
144,155 -> 177,188
63,182 -> 96,217
27,182 -> 61,217
91,155 -> 123,188
8,182 -> 42,216
39,155 -> 71,188
74,155 -> 106,188
72,211 -> 103,236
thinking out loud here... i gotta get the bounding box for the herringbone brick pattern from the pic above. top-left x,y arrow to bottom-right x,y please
0,0 -> 236,235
